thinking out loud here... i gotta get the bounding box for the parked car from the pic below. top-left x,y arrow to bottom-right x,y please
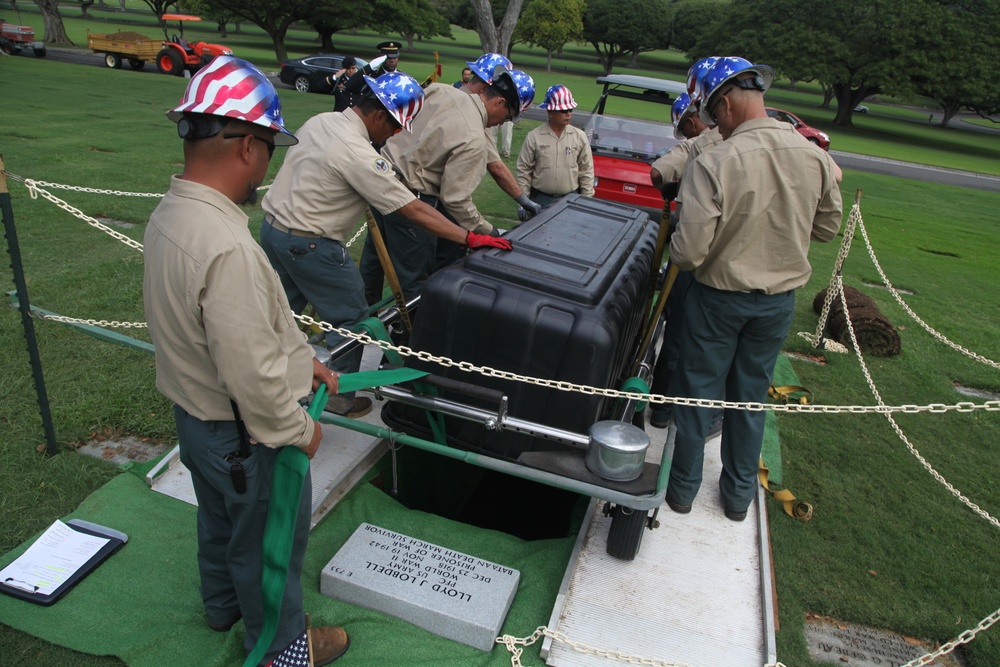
765,107 -> 830,150
854,105 -> 869,113
585,74 -> 686,219
279,54 -> 367,94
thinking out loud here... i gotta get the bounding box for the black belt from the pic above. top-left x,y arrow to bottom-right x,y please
264,212 -> 323,239
530,187 -> 579,199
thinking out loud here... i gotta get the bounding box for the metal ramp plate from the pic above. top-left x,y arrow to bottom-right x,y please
543,426 -> 776,667
146,345 -> 389,528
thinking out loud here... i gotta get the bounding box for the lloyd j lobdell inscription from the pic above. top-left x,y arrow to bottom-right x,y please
804,615 -> 966,667
320,523 -> 520,651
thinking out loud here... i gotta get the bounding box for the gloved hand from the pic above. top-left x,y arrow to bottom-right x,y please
515,194 -> 542,220
466,231 -> 513,251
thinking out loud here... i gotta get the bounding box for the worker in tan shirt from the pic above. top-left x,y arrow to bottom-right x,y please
359,67 -> 535,305
664,57 -> 842,523
261,71 -> 510,418
515,84 -> 594,209
143,57 -> 349,666
460,53 -> 543,219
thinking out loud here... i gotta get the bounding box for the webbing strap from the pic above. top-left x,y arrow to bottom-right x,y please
243,367 -> 428,667
758,458 -> 813,522
768,384 -> 813,405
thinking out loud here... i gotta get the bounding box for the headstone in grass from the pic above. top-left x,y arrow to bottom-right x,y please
803,614 -> 967,667
320,523 -> 519,651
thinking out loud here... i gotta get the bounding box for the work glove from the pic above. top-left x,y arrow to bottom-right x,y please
466,231 -> 513,251
515,194 -> 542,220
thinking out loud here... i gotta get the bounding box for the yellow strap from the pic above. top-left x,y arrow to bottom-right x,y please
758,458 -> 813,522
768,384 -> 813,405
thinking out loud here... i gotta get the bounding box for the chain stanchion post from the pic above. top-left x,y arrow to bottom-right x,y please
1,157 -> 59,456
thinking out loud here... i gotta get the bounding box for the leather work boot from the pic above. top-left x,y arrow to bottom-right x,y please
310,625 -> 350,665
324,395 -> 373,419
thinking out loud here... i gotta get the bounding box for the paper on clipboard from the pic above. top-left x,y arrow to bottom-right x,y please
0,520 -> 110,596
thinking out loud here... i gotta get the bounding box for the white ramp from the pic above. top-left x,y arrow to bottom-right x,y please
543,426 -> 776,667
146,344 -> 389,528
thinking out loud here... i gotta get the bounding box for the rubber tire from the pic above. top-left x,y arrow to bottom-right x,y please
105,53 -> 122,69
127,58 -> 145,70
294,75 -> 311,93
807,137 -> 821,147
606,504 -> 648,561
156,48 -> 184,76
33,46 -> 46,57
0,42 -> 14,56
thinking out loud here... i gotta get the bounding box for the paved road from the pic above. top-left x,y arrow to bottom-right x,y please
28,47 -> 1000,194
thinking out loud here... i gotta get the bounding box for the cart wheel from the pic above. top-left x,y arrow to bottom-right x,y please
606,504 -> 648,561
33,46 -> 47,57
127,58 -> 144,70
105,53 -> 122,69
156,48 -> 184,76
294,75 -> 311,93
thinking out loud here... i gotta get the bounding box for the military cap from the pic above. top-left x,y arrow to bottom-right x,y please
377,41 -> 402,57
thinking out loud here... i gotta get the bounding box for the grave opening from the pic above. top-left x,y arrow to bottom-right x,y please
370,446 -> 589,542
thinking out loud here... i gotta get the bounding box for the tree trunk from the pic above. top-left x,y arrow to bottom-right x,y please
80,0 -> 93,19
469,0 -> 525,57
34,0 -> 73,45
821,84 -> 835,108
546,49 -> 552,71
940,102 -> 960,128
317,27 -> 334,52
403,32 -> 415,49
832,82 -> 879,127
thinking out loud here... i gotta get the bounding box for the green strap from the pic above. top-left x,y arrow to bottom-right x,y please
619,376 -> 651,413
242,368 -> 428,667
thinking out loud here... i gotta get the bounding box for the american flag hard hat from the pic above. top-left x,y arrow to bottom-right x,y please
166,56 -> 297,146
538,85 -> 577,111
363,71 -> 425,132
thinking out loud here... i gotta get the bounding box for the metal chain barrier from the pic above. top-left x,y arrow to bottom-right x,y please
7,173 -> 146,252
899,607 -> 1000,667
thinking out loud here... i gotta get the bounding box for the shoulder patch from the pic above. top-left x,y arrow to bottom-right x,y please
373,158 -> 392,175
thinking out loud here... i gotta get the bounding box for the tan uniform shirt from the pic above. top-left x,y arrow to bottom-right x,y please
144,176 -> 315,448
516,123 -> 595,197
650,138 -> 694,185
262,109 -> 415,239
381,83 -> 492,234
671,118 -> 843,294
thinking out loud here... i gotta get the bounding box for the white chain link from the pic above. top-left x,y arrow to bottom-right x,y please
899,607 -> 1000,666
30,312 -> 147,328
8,174 -> 146,252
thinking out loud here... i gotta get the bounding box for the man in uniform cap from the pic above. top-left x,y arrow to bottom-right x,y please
344,40 -> 401,98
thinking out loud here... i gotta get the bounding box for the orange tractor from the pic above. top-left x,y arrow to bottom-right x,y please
87,14 -> 231,76
1,18 -> 46,57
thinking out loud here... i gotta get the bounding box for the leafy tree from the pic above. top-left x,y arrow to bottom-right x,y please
307,0 -> 380,53
913,0 -> 999,127
138,0 -> 180,25
516,0 -> 584,70
469,0 -> 526,56
582,0 -> 672,74
183,0 -> 242,36
196,0 -> 325,62
668,0 -> 725,55
368,0 -> 453,50
31,0 -> 72,45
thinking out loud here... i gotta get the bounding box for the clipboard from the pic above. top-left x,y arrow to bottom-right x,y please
0,519 -> 128,606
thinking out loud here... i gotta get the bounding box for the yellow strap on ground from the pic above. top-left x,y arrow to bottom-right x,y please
768,384 -> 813,405
758,459 -> 813,522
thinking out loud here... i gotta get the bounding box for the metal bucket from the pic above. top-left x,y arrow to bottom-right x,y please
585,420 -> 649,482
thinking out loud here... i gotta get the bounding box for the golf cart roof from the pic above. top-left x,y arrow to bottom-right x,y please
593,75 -> 688,114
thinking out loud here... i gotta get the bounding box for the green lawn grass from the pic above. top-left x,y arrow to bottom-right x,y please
2,26 -> 999,667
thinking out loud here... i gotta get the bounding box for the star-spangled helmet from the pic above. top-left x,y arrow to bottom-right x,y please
687,56 -> 719,99
363,71 -> 424,132
466,52 -> 512,84
538,85 -> 577,111
502,69 -> 535,116
166,56 -> 297,146
697,56 -> 774,125
671,93 -> 693,139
